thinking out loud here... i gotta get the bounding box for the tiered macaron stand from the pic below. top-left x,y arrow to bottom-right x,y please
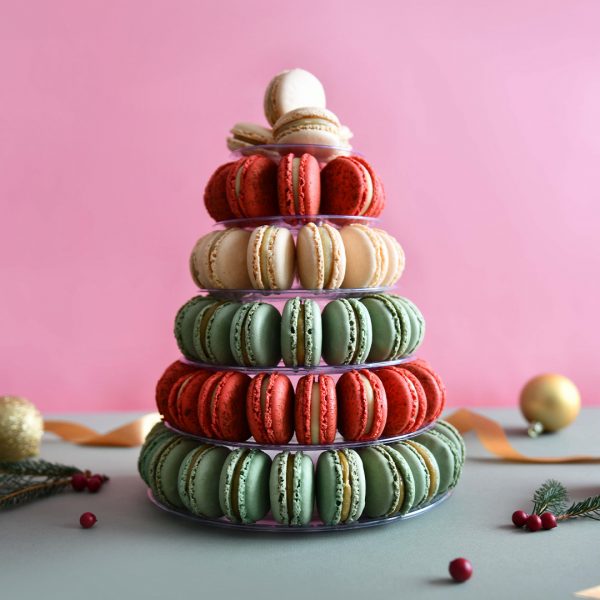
147,144 -> 455,532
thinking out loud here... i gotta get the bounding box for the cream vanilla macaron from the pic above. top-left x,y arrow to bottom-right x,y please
190,228 -> 252,290
247,225 -> 295,290
263,68 -> 327,126
226,122 -> 273,151
339,224 -> 388,289
272,107 -> 343,147
296,222 -> 346,290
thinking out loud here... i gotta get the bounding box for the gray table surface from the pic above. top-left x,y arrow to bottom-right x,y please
2,408 -> 599,600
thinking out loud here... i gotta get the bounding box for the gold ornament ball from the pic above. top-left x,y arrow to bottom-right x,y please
519,374 -> 581,435
0,396 -> 44,461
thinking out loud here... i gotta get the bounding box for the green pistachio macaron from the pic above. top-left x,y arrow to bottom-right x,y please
404,440 -> 440,504
177,444 -> 230,518
269,451 -> 315,526
316,448 -> 365,525
361,293 -> 411,361
389,295 -> 425,355
219,448 -> 272,524
149,436 -> 199,508
431,420 -> 466,487
174,296 -> 215,360
359,445 -> 416,517
390,441 -> 431,509
322,298 -> 372,365
281,297 -> 322,368
192,300 -> 241,365
230,302 -> 282,367
137,424 -> 174,486
413,430 -> 457,495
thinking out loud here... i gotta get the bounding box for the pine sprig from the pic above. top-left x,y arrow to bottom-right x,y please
0,459 -> 81,477
0,459 -> 83,510
558,495 -> 600,522
531,479 -> 569,515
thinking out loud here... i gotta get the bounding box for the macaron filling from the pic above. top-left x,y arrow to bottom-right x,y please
338,450 -> 352,523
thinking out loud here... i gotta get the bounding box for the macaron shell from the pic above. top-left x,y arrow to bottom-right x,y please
375,229 -> 405,286
273,107 -> 341,146
204,162 -> 236,222
208,228 -> 252,289
358,445 -> 403,518
400,360 -> 446,424
361,295 -> 401,362
321,156 -> 373,216
337,370 -> 387,441
281,298 -> 322,368
404,440 -> 440,502
226,155 -> 278,218
189,231 -> 221,288
193,301 -> 241,365
413,431 -> 456,495
390,441 -> 430,508
351,156 -> 385,217
296,223 -> 324,289
153,437 -> 199,508
277,153 -> 321,216
173,296 -> 214,360
392,296 -> 425,355
175,369 -> 213,435
295,374 -> 337,445
220,449 -> 271,524
165,372 -> 200,429
227,122 -> 272,151
263,68 -> 327,126
339,225 -> 381,288
178,445 -> 229,518
264,227 -> 296,289
138,428 -> 175,485
230,302 -> 282,367
203,371 -> 251,442
434,420 -> 466,466
375,367 -> 423,436
155,360 -> 199,418
246,373 -> 294,444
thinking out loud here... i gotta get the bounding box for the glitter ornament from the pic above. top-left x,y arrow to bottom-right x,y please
0,396 -> 44,461
519,374 -> 581,437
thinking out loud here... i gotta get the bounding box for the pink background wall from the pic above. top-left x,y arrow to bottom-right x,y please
1,1 -> 599,412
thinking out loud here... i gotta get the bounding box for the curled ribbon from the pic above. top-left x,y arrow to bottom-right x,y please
44,413 -> 160,447
446,408 -> 600,464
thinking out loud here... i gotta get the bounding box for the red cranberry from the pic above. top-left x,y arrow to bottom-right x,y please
92,473 -> 109,483
511,510 -> 528,527
449,558 -> 473,583
86,476 -> 103,493
540,512 -> 557,530
526,514 -> 542,532
79,512 -> 97,529
71,473 -> 87,492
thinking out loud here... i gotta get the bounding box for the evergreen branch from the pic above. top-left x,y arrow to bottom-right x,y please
558,495 -> 600,521
0,459 -> 81,478
532,479 -> 569,515
0,478 -> 72,509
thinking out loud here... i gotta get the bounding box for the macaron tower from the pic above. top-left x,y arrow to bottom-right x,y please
140,68 -> 466,531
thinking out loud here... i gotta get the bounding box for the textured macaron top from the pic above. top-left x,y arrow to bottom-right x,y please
281,297 -> 322,368
263,68 -> 327,126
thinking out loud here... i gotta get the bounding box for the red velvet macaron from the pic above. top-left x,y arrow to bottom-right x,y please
375,366 -> 427,436
295,374 -> 337,445
320,156 -> 385,217
204,162 -> 237,222
246,372 -> 294,444
155,360 -> 199,421
277,153 -> 321,216
171,369 -> 213,434
226,155 -> 278,218
197,371 -> 251,442
399,359 -> 446,425
336,370 -> 387,442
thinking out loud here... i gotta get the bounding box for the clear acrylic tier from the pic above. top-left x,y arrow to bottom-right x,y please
180,354 -> 414,375
147,488 -> 453,533
230,143 -> 361,164
198,285 -> 394,301
163,418 -> 435,451
216,214 -> 379,231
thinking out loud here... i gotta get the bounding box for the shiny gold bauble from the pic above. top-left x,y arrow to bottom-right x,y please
0,396 -> 44,461
519,374 -> 581,436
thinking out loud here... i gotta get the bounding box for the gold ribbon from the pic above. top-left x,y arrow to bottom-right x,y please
44,413 -> 160,447
446,408 -> 600,464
